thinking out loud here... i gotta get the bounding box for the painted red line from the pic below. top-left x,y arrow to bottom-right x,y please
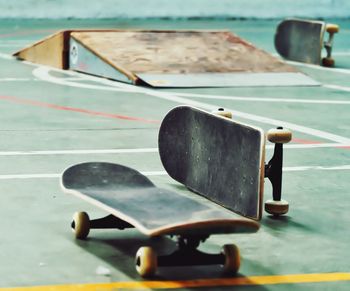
292,137 -> 350,150
292,138 -> 322,144
0,95 -> 159,124
338,146 -> 350,149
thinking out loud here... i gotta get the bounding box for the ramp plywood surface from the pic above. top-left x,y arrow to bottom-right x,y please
71,31 -> 297,75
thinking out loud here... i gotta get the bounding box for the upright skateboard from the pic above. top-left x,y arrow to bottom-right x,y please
275,18 -> 339,67
159,106 -> 292,217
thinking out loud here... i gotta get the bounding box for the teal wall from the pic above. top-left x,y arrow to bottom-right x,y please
0,0 -> 349,18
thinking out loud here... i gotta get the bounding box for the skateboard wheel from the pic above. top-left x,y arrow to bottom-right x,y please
326,24 -> 339,34
265,199 -> 289,216
267,128 -> 292,144
222,244 -> 240,274
135,246 -> 157,277
212,108 -> 232,119
72,212 -> 90,239
322,57 -> 335,67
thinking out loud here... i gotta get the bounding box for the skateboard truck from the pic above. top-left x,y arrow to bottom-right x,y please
72,212 -> 241,277
264,127 -> 292,216
136,235 -> 240,277
71,212 -> 241,277
322,24 -> 339,67
71,212 -> 133,239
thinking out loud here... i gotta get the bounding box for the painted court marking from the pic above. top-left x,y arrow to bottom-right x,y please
0,143 -> 349,156
0,95 -> 159,124
31,66 -> 350,144
1,272 -> 350,290
0,78 -> 35,82
174,92 -> 350,105
0,164 -> 349,180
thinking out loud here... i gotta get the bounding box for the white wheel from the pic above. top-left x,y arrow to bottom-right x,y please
267,128 -> 292,144
72,212 -> 90,239
135,246 -> 157,277
222,244 -> 240,274
212,108 -> 232,119
265,199 -> 289,216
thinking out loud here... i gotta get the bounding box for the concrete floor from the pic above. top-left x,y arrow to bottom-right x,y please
0,18 -> 349,290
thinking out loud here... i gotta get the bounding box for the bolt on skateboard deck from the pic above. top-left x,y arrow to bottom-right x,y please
159,106 -> 292,217
274,18 -> 339,67
61,162 -> 259,277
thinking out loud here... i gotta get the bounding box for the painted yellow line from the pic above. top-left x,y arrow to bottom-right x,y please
2,273 -> 350,290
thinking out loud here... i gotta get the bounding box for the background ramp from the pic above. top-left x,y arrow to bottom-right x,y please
14,30 -> 318,87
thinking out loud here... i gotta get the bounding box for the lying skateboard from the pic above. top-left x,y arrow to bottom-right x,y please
274,18 -> 339,67
159,106 -> 292,217
61,162 -> 259,277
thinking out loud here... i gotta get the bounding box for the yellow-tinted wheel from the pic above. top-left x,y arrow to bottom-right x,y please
267,128 -> 292,144
326,23 -> 339,34
135,247 -> 157,277
72,211 -> 90,239
322,57 -> 335,67
265,199 -> 289,216
222,244 -> 240,274
212,108 -> 232,119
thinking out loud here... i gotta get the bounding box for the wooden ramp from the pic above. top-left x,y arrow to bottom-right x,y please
13,29 -> 318,87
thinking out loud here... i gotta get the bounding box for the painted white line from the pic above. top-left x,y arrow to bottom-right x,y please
1,165 -> 349,180
0,78 -> 36,82
32,66 -> 132,93
174,92 -> 350,105
141,171 -> 167,176
323,84 -> 350,92
0,148 -> 158,156
286,60 -> 350,75
4,52 -> 350,143
0,143 -> 349,156
282,143 -> 350,149
0,173 -> 61,179
31,66 -> 350,144
145,91 -> 350,144
284,165 -> 350,172
0,52 -> 15,60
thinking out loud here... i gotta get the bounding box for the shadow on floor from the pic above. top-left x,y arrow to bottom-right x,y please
73,230 -> 269,290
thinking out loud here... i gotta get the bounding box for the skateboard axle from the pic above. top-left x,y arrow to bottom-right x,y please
158,235 -> 224,267
84,214 -> 133,230
158,249 -> 225,267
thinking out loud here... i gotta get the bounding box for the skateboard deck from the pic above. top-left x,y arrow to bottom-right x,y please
274,19 -> 338,65
61,162 -> 259,237
158,106 -> 265,220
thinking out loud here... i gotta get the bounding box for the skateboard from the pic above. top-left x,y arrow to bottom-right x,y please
159,106 -> 292,217
274,18 -> 339,67
61,162 -> 259,277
